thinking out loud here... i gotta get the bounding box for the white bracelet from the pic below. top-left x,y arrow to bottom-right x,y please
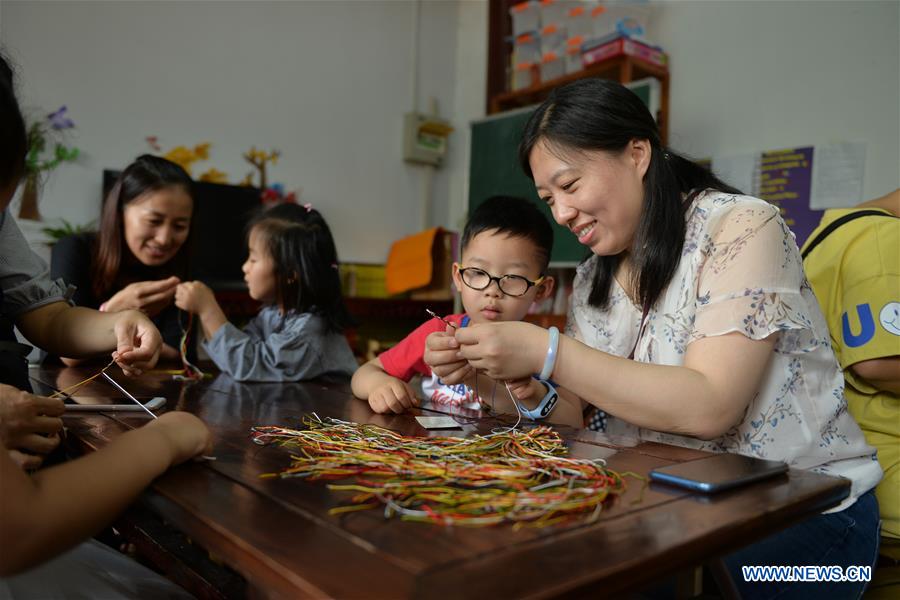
538,326 -> 559,380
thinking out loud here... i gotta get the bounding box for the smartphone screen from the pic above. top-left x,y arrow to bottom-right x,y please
63,396 -> 166,411
649,453 -> 788,493
65,396 -> 157,406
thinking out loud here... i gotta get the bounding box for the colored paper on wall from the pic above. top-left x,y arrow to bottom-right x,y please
385,227 -> 441,295
758,146 -> 819,247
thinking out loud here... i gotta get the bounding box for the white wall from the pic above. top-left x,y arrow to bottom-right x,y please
446,0 -> 488,233
1,0 -> 464,263
650,0 -> 899,199
3,0 -> 897,265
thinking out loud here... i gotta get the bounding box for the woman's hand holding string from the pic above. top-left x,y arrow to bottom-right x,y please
453,322 -> 547,381
103,276 -> 180,317
110,310 -> 162,376
428,325 -> 546,406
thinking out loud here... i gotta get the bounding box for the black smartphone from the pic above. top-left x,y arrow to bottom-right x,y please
648,453 -> 788,493
63,396 -> 166,412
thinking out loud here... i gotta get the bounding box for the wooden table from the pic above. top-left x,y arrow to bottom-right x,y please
30,364 -> 850,599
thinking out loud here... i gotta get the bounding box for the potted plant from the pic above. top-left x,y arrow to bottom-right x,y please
20,106 -> 80,221
40,218 -> 94,246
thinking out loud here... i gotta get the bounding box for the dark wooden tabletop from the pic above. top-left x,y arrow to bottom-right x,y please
29,364 -> 850,599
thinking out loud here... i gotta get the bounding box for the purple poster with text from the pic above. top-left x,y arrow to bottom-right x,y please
758,146 -> 820,247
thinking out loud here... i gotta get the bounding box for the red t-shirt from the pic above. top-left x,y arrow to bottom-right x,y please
378,313 -> 480,410
379,313 -> 466,381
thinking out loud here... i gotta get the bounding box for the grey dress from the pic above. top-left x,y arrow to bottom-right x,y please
0,209 -> 70,388
204,305 -> 357,382
0,209 -> 70,318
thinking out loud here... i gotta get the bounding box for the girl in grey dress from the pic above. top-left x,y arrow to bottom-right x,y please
175,203 -> 358,381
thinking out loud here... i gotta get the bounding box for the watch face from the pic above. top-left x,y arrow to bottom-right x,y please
540,393 -> 558,417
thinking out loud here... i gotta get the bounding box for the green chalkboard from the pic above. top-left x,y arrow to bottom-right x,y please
468,106 -> 586,264
468,78 -> 660,264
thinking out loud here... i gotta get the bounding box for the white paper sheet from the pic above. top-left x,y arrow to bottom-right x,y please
415,416 -> 461,429
810,142 -> 866,209
711,153 -> 759,196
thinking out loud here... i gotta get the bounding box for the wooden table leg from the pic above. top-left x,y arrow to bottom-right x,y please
709,558 -> 742,600
113,504 -> 246,600
675,565 -> 704,598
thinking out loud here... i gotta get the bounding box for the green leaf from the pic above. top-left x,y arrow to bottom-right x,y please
41,219 -> 95,244
23,109 -> 81,178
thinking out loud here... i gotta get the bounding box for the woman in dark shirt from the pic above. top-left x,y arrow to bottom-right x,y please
51,155 -> 194,363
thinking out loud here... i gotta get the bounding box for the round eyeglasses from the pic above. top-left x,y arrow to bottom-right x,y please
454,263 -> 545,297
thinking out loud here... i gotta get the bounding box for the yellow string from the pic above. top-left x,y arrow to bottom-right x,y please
178,310 -> 204,380
50,359 -> 116,399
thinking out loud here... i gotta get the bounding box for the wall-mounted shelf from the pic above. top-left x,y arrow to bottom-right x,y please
489,54 -> 669,144
487,0 -> 670,144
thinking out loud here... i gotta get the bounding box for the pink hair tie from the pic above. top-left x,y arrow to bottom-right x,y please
303,203 -> 313,212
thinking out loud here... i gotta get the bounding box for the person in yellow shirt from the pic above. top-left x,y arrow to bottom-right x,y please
802,189 -> 899,572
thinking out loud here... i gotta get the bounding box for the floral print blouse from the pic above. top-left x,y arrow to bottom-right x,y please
568,190 -> 882,512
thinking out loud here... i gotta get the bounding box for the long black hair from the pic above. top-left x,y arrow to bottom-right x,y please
519,78 -> 741,310
94,154 -> 194,298
0,52 -> 27,190
248,203 -> 354,333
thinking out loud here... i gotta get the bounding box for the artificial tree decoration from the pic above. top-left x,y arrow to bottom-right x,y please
198,168 -> 229,184
142,138 -> 295,204
147,138 -> 231,183
241,147 -> 280,189
162,143 -> 211,176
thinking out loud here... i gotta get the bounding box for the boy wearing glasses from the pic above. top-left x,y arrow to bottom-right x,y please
352,197 -> 580,425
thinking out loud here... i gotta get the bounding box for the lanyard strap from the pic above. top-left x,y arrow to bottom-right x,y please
801,209 -> 897,260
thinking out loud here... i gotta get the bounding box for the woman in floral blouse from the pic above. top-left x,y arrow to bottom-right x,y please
426,79 -> 882,599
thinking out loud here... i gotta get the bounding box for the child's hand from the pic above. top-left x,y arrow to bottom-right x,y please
104,276 -> 179,317
146,411 -> 213,465
368,379 -> 419,414
505,377 -> 541,403
424,327 -> 473,385
175,281 -> 216,315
